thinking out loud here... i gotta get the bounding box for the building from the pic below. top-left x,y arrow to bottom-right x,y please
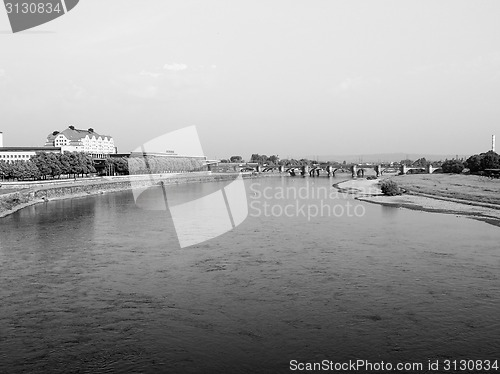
0,131 -> 63,163
45,126 -> 116,158
0,147 -> 63,163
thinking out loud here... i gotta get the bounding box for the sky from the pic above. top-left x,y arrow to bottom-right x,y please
1,0 -> 500,160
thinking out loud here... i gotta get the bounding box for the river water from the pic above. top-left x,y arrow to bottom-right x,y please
1,176 -> 499,373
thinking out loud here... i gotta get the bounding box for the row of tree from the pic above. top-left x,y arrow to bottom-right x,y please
102,157 -> 129,175
0,152 -> 96,181
127,156 -> 206,174
399,157 -> 445,167
439,150 -> 500,174
0,160 -> 41,181
464,150 -> 500,173
228,155 -> 444,167
220,154 -> 317,166
31,152 -> 96,179
0,152 -> 210,181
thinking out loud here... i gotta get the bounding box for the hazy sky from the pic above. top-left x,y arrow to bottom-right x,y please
1,1 -> 500,160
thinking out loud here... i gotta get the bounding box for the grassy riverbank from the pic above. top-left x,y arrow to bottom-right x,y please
389,174 -> 500,205
337,174 -> 500,227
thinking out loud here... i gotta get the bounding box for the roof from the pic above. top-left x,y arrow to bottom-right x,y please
46,127 -> 112,142
0,147 -> 61,151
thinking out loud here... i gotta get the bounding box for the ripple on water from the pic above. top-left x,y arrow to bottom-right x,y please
1,181 -> 500,372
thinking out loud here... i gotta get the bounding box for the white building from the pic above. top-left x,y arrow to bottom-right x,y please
45,126 -> 116,158
0,131 -> 63,163
0,146 -> 63,163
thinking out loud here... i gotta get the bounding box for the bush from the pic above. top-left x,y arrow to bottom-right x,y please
380,180 -> 401,196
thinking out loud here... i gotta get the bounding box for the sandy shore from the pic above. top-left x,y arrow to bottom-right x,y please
336,177 -> 500,227
333,178 -> 383,196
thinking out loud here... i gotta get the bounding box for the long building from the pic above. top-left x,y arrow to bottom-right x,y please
0,146 -> 63,163
0,131 -> 63,163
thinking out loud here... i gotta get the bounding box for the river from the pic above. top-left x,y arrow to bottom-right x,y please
1,175 -> 499,373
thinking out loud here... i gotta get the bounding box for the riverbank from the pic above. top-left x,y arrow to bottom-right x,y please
336,174 -> 500,227
0,172 -> 278,218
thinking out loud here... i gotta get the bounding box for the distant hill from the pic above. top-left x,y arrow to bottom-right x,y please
304,153 -> 470,163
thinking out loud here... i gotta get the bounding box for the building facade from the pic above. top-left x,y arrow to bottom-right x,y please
0,131 -> 65,163
45,126 -> 117,158
0,147 -> 63,163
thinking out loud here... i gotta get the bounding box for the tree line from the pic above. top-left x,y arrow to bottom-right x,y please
0,152 -> 96,181
127,156 -> 206,174
440,150 -> 500,174
0,152 -> 210,181
219,154 -> 317,166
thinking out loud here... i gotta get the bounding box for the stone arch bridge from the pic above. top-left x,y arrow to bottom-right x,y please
253,163 -> 442,177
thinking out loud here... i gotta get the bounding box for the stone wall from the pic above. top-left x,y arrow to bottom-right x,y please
1,173 -> 256,217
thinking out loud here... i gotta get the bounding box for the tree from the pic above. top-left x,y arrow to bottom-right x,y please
480,150 -> 500,170
114,158 -> 128,175
465,154 -> 482,173
464,150 -> 500,174
268,155 -> 279,165
250,154 -> 269,164
25,160 -> 41,180
47,152 -> 62,178
441,159 -> 465,174
412,158 -> 428,167
59,152 -> 72,177
31,152 -> 52,179
68,152 -> 84,177
230,156 -> 243,163
0,160 -> 11,180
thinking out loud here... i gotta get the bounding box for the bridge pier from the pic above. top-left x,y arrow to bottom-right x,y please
301,165 -> 309,177
375,165 -> 382,177
279,165 -> 285,173
400,165 -> 409,175
351,165 -> 357,178
426,164 -> 434,174
256,165 -> 262,173
326,165 -> 333,177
